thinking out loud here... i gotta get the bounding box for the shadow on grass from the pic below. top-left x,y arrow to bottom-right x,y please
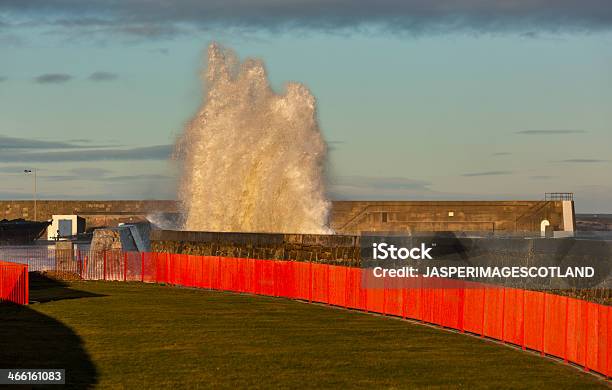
0,274 -> 102,388
28,272 -> 106,303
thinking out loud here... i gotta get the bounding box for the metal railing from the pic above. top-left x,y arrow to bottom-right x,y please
545,192 -> 574,201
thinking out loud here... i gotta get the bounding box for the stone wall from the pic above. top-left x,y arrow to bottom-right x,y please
0,200 -> 177,230
0,199 -> 569,234
90,229 -> 125,252
330,200 -> 568,234
151,230 -> 361,266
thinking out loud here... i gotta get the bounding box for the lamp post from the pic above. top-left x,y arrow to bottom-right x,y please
24,169 -> 37,221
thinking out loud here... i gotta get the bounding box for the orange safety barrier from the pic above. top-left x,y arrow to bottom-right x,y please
5,251 -> 610,378
0,260 -> 28,305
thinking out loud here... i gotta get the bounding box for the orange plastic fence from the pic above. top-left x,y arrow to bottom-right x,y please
0,260 -> 28,305
15,251 -> 610,378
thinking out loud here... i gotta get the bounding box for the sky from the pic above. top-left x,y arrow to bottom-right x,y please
0,1 -> 611,212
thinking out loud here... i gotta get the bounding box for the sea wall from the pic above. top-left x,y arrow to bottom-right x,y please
331,200 -> 569,233
151,229 -> 612,289
151,230 -> 361,266
0,199 -> 570,233
0,200 -> 177,231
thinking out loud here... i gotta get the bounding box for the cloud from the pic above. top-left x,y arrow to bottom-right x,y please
329,175 -> 434,198
0,191 -> 80,200
331,175 -> 431,190
0,145 -> 172,162
89,71 -> 118,81
0,166 -> 30,173
530,175 -> 556,180
101,174 -> 173,182
150,48 -> 169,55
0,135 -> 114,150
327,175 -> 543,201
34,73 -> 72,84
327,140 -> 346,151
516,130 -> 587,135
39,172 -> 171,182
555,159 -> 608,163
328,175 -> 433,200
69,167 -> 113,176
0,135 -> 81,150
39,175 -> 82,181
462,170 -> 513,177
521,31 -> 539,39
1,1 -> 611,39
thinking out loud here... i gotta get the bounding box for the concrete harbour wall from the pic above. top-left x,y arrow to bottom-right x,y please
0,199 -> 571,234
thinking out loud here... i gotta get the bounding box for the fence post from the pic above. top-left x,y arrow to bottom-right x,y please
501,287 -> 506,342
541,293 -> 547,356
584,301 -> 590,372
168,253 -> 171,284
13,268 -> 17,304
166,253 -> 170,285
103,251 -> 107,281
417,279 -> 424,320
123,252 -> 128,282
201,256 -> 206,289
50,247 -> 55,273
382,278 -> 387,315
77,249 -> 82,278
607,307 -> 611,379
154,253 -> 159,284
308,261 -> 312,303
326,264 -> 330,304
401,286 -> 407,319
164,253 -> 168,284
170,253 -> 174,285
217,257 -> 221,290
365,274 -> 369,313
253,259 -> 258,295
521,290 -> 526,350
25,265 -> 29,305
344,266 -> 348,309
480,288 -> 486,337
141,252 -> 145,283
564,296 -> 569,363
459,285 -> 465,333
273,261 -> 277,297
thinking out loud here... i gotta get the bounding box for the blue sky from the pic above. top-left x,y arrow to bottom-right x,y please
0,1 -> 611,212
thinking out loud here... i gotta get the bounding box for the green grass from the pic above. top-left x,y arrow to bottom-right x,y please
1,276 -> 609,389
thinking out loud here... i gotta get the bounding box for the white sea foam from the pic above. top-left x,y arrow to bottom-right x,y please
175,43 -> 330,233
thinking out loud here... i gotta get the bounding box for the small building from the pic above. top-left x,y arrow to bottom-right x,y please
47,214 -> 86,240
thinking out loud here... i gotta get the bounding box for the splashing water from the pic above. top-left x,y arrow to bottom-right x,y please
175,43 -> 331,233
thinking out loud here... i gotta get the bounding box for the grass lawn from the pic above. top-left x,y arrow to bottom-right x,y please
0,275 -> 609,389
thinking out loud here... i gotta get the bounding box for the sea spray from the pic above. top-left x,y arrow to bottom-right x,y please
175,43 -> 331,233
